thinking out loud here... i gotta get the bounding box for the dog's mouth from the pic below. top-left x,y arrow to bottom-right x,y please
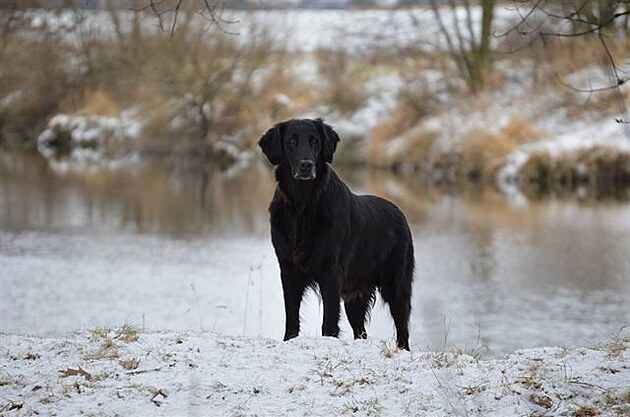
293,170 -> 316,180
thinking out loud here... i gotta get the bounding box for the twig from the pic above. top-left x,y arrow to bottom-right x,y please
126,366 -> 163,375
131,0 -> 239,37
169,0 -> 183,40
126,361 -> 175,375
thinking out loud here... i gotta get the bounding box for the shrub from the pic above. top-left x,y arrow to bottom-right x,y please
520,146 -> 630,195
1,8 -> 295,158
76,90 -> 119,116
460,116 -> 542,182
315,48 -> 368,115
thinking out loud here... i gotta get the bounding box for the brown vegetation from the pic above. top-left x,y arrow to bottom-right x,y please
521,146 -> 630,196
0,4 -> 627,194
316,48 -> 368,115
460,116 -> 542,182
0,8 -> 301,157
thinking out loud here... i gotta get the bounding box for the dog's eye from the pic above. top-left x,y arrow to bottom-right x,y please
288,137 -> 297,146
309,137 -> 317,146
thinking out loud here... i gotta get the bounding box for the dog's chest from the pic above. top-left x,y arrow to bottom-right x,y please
273,203 -> 333,262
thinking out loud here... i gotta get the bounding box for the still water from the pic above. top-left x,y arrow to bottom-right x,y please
1,152 -> 628,355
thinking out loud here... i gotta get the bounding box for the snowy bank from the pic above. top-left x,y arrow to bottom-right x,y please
1,330 -> 628,416
36,112 -> 142,164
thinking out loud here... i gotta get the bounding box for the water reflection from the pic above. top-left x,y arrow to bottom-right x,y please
0,152 -> 275,236
1,152 -> 628,354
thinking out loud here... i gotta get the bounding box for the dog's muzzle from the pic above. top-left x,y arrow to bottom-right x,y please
294,159 -> 316,180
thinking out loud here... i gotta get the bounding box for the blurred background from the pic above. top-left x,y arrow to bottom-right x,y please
1,0 -> 628,355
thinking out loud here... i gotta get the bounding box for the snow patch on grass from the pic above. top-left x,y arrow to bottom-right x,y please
498,117 -> 630,188
1,329 -> 628,416
37,111 -> 143,162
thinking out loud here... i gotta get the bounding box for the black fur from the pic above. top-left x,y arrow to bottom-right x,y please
259,118 -> 414,350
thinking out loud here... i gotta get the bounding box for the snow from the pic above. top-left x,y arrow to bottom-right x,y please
331,74 -> 403,140
36,112 -> 143,162
565,65 -> 620,91
1,330 -> 628,416
497,117 -> 630,189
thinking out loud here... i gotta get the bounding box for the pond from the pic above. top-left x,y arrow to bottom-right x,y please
1,152 -> 628,356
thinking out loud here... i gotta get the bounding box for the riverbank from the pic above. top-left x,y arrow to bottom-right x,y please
2,7 -> 628,195
1,329 -> 628,416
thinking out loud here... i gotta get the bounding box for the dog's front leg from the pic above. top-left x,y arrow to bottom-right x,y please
280,262 -> 306,341
319,274 -> 340,338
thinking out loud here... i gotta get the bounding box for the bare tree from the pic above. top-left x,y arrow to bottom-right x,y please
503,0 -> 630,131
427,0 -> 497,94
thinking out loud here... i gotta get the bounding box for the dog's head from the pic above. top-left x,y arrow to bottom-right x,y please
258,118 -> 340,180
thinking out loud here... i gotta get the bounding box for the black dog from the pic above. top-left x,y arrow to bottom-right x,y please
259,118 -> 414,350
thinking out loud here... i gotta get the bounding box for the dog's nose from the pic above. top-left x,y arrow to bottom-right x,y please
299,160 -> 314,172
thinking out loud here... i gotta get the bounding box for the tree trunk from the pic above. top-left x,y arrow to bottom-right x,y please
471,0 -> 496,92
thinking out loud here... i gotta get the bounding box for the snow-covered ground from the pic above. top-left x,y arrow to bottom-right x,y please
1,330 -> 628,416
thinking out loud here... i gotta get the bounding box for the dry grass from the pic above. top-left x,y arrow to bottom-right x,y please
0,29 -> 71,143
84,325 -> 140,361
364,31 -> 627,190
461,115 -> 543,182
316,48 -> 367,115
1,9 -> 294,155
521,146 -> 630,194
75,90 -> 120,116
596,330 -> 630,358
368,106 -> 429,166
118,358 -> 140,370
505,31 -> 630,121
116,324 -> 139,343
130,17 -> 289,154
572,405 -> 598,417
390,128 -> 439,171
2,6 -> 627,195
83,337 -> 119,361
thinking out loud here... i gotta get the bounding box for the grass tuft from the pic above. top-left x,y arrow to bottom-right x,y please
118,358 -> 140,370
572,405 -> 598,417
76,90 -> 119,116
116,323 -> 139,343
461,115 -> 542,182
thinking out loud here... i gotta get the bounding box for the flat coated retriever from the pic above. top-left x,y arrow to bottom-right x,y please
259,118 -> 414,350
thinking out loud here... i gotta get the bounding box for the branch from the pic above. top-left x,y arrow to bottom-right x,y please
538,10 -> 630,38
557,32 -> 629,93
130,0 -> 239,38
169,0 -> 183,40
502,0 -> 630,39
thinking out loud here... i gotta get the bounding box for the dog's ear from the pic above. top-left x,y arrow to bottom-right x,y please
314,118 -> 340,163
258,122 -> 285,165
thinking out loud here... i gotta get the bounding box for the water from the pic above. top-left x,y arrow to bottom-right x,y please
1,152 -> 628,355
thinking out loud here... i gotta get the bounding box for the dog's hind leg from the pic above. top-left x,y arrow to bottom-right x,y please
381,285 -> 411,350
381,248 -> 413,351
388,291 -> 411,351
344,289 -> 375,340
345,298 -> 368,339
